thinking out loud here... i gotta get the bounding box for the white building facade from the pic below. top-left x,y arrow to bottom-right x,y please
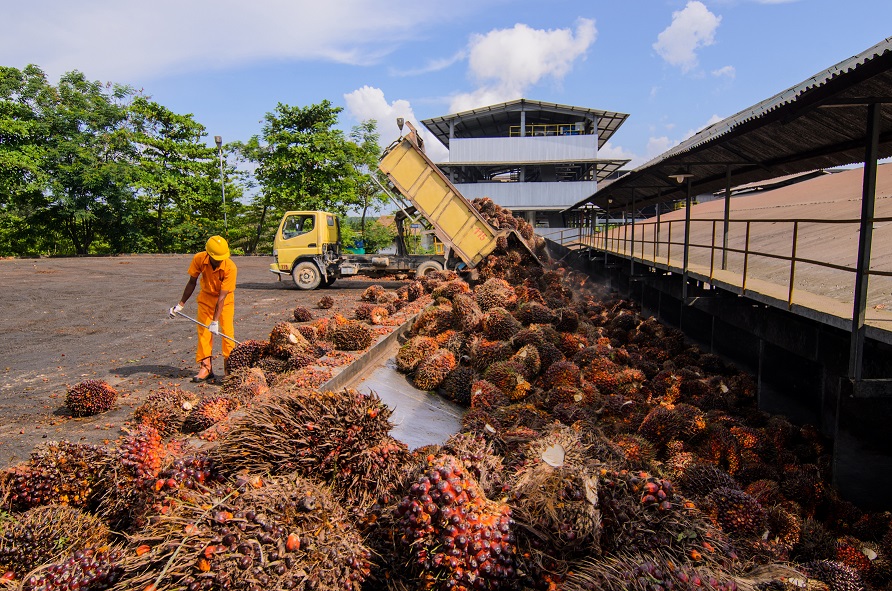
422,99 -> 629,228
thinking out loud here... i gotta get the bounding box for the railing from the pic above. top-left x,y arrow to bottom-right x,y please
574,215 -> 892,310
508,124 -> 590,137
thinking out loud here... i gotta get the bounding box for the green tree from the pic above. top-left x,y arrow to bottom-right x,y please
129,97 -> 219,252
349,120 -> 389,244
40,71 -> 137,254
0,65 -> 58,255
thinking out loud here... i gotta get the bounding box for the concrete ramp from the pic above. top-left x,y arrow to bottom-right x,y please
353,358 -> 465,450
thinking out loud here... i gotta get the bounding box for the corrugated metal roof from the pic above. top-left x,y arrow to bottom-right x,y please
421,98 -> 629,150
565,36 -> 892,214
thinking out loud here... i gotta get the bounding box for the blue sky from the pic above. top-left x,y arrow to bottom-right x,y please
4,0 -> 891,166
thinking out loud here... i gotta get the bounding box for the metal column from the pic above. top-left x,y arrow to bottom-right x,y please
682,178 -> 693,301
848,103 -> 881,380
630,189 -> 637,273
722,165 -> 732,270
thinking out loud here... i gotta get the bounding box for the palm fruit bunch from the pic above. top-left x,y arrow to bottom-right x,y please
442,433 -> 506,500
635,474 -> 674,511
318,294 -> 335,309
394,454 -> 516,591
154,453 -> 224,493
4,441 -> 110,510
509,427 -> 599,553
801,560 -> 863,591
118,425 -> 164,483
353,302 -> 375,320
131,386 -> 196,437
361,284 -> 385,302
452,293 -> 484,332
437,329 -> 468,356
540,360 -> 581,389
515,301 -> 556,326
482,307 -> 522,340
0,505 -> 109,580
22,545 -> 124,591
256,356 -> 290,384
483,361 -> 531,400
677,464 -> 740,499
221,366 -> 269,402
637,405 -> 688,448
414,349 -> 457,391
471,379 -> 511,410
211,390 -> 395,499
292,305 -> 313,322
368,306 -> 389,325
396,336 -> 439,372
611,434 -> 657,468
340,436 -> 412,508
431,279 -> 471,300
553,308 -> 580,333
761,505 -> 802,561
707,487 -> 767,537
183,396 -> 239,433
406,280 -> 424,301
565,554 -> 741,591
468,338 -> 515,371
328,318 -> 374,351
64,379 -> 117,417
505,347 -> 538,383
268,321 -> 311,357
440,366 -> 479,406
120,474 -> 370,591
475,278 -> 517,311
412,304 -> 455,336
227,339 -> 268,371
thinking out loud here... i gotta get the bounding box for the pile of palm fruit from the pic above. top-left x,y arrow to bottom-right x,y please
2,208 -> 891,591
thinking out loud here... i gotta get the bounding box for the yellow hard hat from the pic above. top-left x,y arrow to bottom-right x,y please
205,235 -> 230,261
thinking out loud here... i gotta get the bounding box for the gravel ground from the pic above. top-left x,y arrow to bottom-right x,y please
0,254 -> 408,468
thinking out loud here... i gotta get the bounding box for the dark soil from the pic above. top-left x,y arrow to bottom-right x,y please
0,254 -> 407,467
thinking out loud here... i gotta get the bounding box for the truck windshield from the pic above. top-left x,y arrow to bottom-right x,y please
283,214 -> 315,239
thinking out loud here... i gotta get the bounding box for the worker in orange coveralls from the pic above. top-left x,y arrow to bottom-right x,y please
168,236 -> 237,383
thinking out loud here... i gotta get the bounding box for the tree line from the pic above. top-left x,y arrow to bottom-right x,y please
0,65 -> 389,257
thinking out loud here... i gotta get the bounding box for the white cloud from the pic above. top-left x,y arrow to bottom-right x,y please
343,86 -> 448,162
598,141 -> 646,169
712,65 -> 736,78
653,1 -> 722,74
647,136 -> 677,159
449,18 -> 597,113
390,51 -> 467,77
0,0 -> 453,82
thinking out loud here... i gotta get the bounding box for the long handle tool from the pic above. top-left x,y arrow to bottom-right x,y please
174,310 -> 242,345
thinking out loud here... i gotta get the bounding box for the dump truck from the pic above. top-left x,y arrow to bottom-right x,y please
269,122 -> 539,289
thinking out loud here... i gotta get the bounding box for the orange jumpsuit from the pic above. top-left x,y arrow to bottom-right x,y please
187,253 -> 237,362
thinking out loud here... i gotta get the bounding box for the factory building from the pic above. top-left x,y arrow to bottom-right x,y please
421,99 -> 630,230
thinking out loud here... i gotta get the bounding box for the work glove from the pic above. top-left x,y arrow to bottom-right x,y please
208,320 -> 220,335
168,303 -> 183,318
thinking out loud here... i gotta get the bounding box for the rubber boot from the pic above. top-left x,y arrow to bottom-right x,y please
192,357 -> 215,383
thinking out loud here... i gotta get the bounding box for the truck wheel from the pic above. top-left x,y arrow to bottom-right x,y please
323,276 -> 337,288
292,262 -> 322,290
414,260 -> 443,278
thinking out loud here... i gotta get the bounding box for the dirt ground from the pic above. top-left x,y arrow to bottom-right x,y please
0,254 -> 408,468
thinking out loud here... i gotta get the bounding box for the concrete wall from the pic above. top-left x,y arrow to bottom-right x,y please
448,135 -> 598,162
454,180 -> 597,209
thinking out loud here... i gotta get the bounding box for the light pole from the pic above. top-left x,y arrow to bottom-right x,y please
215,135 -> 227,236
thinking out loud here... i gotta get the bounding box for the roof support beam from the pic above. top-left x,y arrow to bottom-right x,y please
849,102 -> 882,381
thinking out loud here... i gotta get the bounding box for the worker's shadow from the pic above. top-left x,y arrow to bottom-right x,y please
110,365 -> 193,379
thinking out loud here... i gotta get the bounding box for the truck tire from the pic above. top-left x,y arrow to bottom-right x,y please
292,261 -> 322,290
414,260 -> 443,278
322,276 -> 337,288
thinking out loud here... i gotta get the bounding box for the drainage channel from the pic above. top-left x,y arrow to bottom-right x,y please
319,314 -> 465,449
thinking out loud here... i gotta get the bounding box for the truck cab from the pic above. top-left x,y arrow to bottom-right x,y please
270,211 -> 341,289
